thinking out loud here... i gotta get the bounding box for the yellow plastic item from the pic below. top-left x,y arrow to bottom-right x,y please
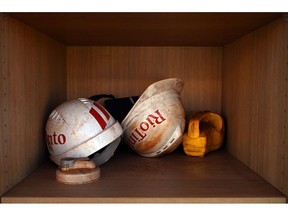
183,111 -> 225,157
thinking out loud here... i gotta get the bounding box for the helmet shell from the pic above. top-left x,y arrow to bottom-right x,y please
46,98 -> 123,165
121,78 -> 186,157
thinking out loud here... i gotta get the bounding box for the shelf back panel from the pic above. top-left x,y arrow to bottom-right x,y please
67,46 -> 223,116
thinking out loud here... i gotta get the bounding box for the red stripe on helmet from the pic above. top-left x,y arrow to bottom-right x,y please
93,102 -> 110,120
89,108 -> 107,130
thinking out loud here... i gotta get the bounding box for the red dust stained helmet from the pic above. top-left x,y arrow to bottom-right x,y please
45,98 -> 123,166
121,78 -> 186,157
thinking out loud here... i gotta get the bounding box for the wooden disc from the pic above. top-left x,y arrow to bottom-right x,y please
56,167 -> 100,184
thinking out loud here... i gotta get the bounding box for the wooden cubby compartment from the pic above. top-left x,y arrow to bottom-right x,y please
0,13 -> 287,203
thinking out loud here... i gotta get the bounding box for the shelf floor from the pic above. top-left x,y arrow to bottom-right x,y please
1,147 -> 286,203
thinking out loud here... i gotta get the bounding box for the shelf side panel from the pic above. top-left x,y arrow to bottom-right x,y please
223,17 -> 288,197
0,14 -> 8,198
0,15 -> 67,196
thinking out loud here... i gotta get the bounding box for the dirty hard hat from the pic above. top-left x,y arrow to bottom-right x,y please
121,78 -> 186,157
45,98 -> 123,166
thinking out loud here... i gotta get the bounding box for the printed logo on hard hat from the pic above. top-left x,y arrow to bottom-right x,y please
46,132 -> 66,151
127,109 -> 166,147
89,101 -> 110,130
46,109 -> 67,151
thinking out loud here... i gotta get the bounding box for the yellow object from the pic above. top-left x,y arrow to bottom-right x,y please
183,111 -> 225,157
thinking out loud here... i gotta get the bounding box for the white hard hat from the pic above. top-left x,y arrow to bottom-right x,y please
121,78 -> 186,157
45,98 -> 123,166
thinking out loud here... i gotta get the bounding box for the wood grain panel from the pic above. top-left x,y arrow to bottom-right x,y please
284,15 -> 288,199
9,13 -> 282,46
222,17 -> 288,197
67,46 -> 222,116
1,150 -> 286,203
0,14 -> 8,198
0,16 -> 66,196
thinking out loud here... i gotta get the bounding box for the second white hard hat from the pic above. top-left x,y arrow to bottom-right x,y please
121,78 -> 186,157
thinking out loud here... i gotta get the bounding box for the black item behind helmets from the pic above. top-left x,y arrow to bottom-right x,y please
89,94 -> 139,123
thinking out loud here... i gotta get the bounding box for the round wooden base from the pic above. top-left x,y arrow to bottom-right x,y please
56,167 -> 100,184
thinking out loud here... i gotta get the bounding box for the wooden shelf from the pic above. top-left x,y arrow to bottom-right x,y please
9,13 -> 282,46
1,147 -> 286,203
